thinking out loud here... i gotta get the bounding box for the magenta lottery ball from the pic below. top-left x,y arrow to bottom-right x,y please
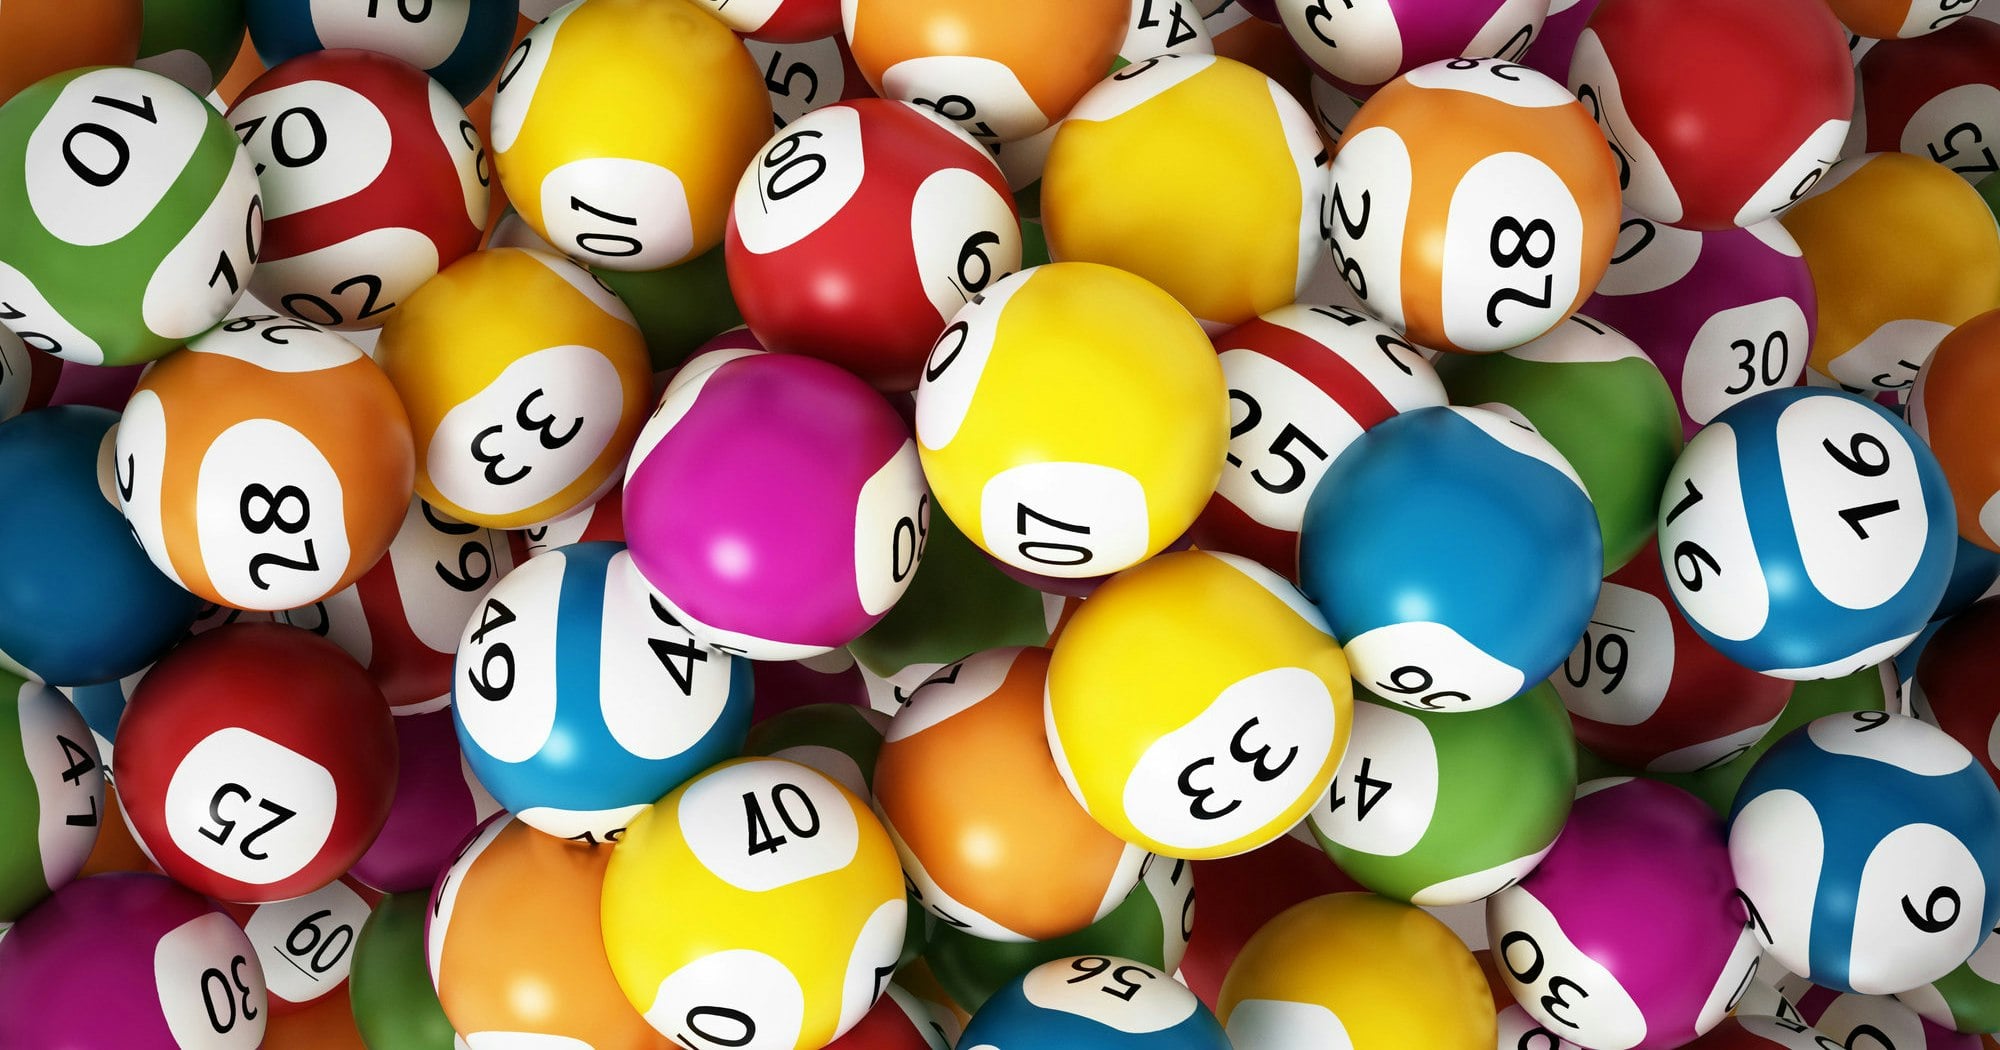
1583,214 -> 1815,438
622,347 -> 929,660
1487,777 -> 1758,1050
347,708 -> 500,894
0,872 -> 269,1048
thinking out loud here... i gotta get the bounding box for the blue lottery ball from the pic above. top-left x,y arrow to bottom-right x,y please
451,540 -> 752,845
1729,711 -> 2000,996
960,955 -> 1230,1050
0,407 -> 201,686
243,0 -> 521,104
1656,386 -> 1954,680
1296,404 -> 1601,712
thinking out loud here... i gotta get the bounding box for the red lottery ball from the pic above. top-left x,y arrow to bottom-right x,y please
1569,0 -> 1855,230
1179,832 -> 1361,1007
1855,16 -> 2000,184
115,623 -> 398,904
694,0 -> 841,42
725,98 -> 1021,392
1914,595 -> 2000,786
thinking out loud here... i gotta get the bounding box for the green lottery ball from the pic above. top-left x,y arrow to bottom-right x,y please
135,0 -> 248,96
0,669 -> 105,925
0,65 -> 260,366
1433,313 -> 1684,576
348,891 -> 458,1050
1306,682 -> 1576,905
744,702 -> 892,799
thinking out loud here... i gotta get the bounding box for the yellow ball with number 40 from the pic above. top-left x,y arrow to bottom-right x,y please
1045,550 -> 1353,859
600,757 -> 908,1050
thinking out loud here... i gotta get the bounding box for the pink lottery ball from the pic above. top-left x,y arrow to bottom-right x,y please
348,708 -> 501,894
622,348 -> 929,660
1486,777 -> 1758,1050
1582,213 -> 1816,438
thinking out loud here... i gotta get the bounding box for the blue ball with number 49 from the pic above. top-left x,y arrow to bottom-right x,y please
451,541 -> 751,845
1654,386 -> 1954,680
958,955 -> 1230,1050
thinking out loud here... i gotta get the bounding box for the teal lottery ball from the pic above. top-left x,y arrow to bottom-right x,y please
1297,404 -> 1602,711
244,0 -> 519,105
1658,387 -> 1955,680
959,955 -> 1229,1050
0,407 -> 202,685
1306,682 -> 1576,905
0,669 -> 105,924
0,66 -> 260,366
451,541 -> 752,845
1729,712 -> 2000,995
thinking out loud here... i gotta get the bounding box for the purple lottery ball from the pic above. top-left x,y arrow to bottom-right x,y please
348,708 -> 501,894
0,872 -> 269,1048
1276,0 -> 1549,98
1584,214 -> 1816,438
1519,0 -> 1603,84
621,348 -> 930,661
1486,777 -> 1758,1050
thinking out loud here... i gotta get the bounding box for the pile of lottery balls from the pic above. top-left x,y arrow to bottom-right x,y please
14,0 -> 2000,1047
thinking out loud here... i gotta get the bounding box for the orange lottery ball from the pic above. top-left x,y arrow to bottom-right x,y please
1912,307 -> 2000,552
0,0 -> 141,107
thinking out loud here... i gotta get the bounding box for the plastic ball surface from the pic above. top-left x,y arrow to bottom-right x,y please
243,0 -> 520,104
1729,711 -> 2000,994
1325,57 -> 1621,353
600,756 -> 907,1050
1656,386 -> 1955,679
914,263 -> 1227,580
1853,17 -> 2000,184
623,348 -> 929,660
1829,0 -> 1984,39
696,0 -> 839,41
1273,0 -> 1546,98
0,65 -> 260,366
219,875 -> 376,1014
136,0 -> 248,96
1911,308 -> 2000,552
0,1 -> 142,108
959,955 -> 1230,1050
349,708 -> 500,893
1297,404 -> 1601,711
451,541 -> 753,843
0,668 -> 105,924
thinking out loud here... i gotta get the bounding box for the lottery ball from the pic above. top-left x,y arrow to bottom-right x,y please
226,49 -> 489,331
1433,312 -> 1683,575
452,541 -> 753,844
430,815 -> 671,1047
1518,0 -> 1598,83
600,756 -> 907,1050
726,98 -> 1020,391
695,0 -> 837,41
219,876 -> 376,1014
745,702 -> 890,800
960,955 -> 1229,1050
1041,54 -> 1325,329
518,480 -> 625,559
830,986 -> 952,1049
376,247 -> 652,530
276,498 -> 517,713
1178,833 -> 1363,1006
1788,987 -> 1983,1050
1855,18 -> 2000,184
1656,386 -> 1955,679
116,313 -> 415,611
1114,0 -> 1215,62
1306,682 -> 1575,905
913,263 -> 1227,580
1785,153 -> 2000,396
624,348 -> 928,660
0,326 -> 60,423
349,709 -> 499,894
115,622 -> 397,903
1900,929 -> 2000,1035
1488,778 -> 1757,1050
843,0 -> 1130,147
350,891 -> 459,1050
1570,0 -> 1852,230
1191,303 -> 1445,577
0,406 -> 201,685
1274,0 -> 1545,99
245,0 -> 518,104
1559,540 -> 1795,772
490,0 -> 771,271
0,670 -> 105,923
0,872 -> 267,1048
1831,0 -> 1984,39
1915,597 -> 2000,786
1682,1016 -> 1853,1048
1583,215 -> 1815,437
1045,550 -> 1351,859
1326,57 -> 1620,353
1297,404 -> 1601,711
0,4 -> 141,107
1218,892 -> 1494,1050
1730,711 -> 2000,994
137,0 -> 249,96
1912,309 -> 2000,551
746,34 -> 876,133
0,66 -> 259,366
875,646 -> 1146,941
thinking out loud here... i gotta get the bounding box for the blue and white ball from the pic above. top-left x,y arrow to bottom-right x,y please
451,540 -> 753,844
1729,712 -> 2000,995
243,0 -> 520,105
1296,404 -> 1602,711
1657,386 -> 1955,680
959,955 -> 1230,1050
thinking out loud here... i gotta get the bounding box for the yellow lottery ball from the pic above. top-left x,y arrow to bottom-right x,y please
1786,152 -> 2000,395
489,0 -> 772,271
375,247 -> 651,529
1045,550 -> 1352,859
1042,54 -> 1326,329
1217,893 -> 1496,1050
601,756 -> 908,1050
913,262 -> 1227,580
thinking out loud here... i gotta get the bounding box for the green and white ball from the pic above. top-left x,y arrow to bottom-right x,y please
0,668 -> 105,925
1306,682 -> 1576,905
0,65 -> 259,366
